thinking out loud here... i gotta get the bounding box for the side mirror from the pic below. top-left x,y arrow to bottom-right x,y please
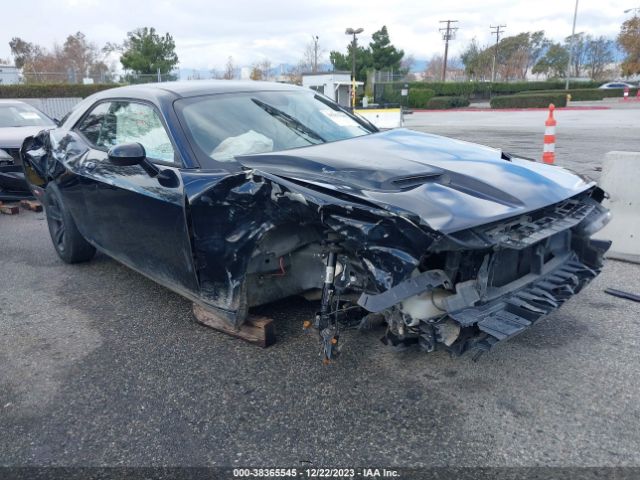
107,142 -> 146,166
107,142 -> 160,177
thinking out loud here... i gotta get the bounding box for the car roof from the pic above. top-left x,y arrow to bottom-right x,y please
94,80 -> 305,101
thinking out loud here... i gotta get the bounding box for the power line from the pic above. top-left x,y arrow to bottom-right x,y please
439,20 -> 458,82
490,24 -> 506,82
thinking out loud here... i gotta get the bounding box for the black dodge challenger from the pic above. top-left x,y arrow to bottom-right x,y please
21,81 -> 611,361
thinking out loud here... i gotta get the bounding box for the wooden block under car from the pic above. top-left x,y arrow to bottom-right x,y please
192,303 -> 276,348
20,200 -> 43,212
0,204 -> 19,215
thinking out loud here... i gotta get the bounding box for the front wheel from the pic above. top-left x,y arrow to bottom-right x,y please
44,184 -> 96,264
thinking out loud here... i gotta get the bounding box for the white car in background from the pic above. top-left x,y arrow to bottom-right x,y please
598,81 -> 636,89
0,100 -> 56,201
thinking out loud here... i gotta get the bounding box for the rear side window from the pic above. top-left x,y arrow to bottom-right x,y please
76,101 -> 175,163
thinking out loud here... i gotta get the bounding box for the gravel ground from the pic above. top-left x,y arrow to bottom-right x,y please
1,209 -> 640,468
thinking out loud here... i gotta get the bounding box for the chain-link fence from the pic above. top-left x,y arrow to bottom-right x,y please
18,69 -> 180,85
372,82 -> 406,106
20,70 -> 116,84
122,71 -> 180,84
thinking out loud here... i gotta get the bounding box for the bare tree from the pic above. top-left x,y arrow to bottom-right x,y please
585,35 -> 615,80
301,37 -> 324,73
59,32 -> 99,79
566,32 -> 588,77
10,33 -> 114,83
260,59 -> 272,80
285,60 -> 307,85
249,59 -> 272,81
223,56 -> 235,80
424,54 -> 444,80
249,63 -> 263,81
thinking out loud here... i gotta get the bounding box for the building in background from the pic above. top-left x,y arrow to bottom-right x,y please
302,71 -> 363,107
0,65 -> 20,85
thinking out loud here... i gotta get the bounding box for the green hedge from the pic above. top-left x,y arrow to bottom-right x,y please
409,81 -> 476,97
399,80 -> 602,98
379,84 -> 402,104
517,88 -> 638,101
407,88 -> 435,108
490,93 -> 568,109
489,80 -> 600,94
426,96 -> 471,109
0,83 -> 117,99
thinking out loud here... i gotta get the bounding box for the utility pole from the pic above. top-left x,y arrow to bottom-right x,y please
565,0 -> 579,90
490,24 -> 506,82
439,20 -> 458,82
312,35 -> 319,73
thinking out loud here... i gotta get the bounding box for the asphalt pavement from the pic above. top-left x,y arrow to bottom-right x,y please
2,207 -> 640,467
405,101 -> 640,181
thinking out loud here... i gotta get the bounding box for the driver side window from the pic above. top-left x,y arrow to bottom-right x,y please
77,101 -> 175,164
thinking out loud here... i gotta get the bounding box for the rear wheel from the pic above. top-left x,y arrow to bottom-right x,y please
44,184 -> 96,263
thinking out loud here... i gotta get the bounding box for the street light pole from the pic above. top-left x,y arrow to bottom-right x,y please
565,0 -> 579,90
312,35 -> 319,73
345,27 -> 363,108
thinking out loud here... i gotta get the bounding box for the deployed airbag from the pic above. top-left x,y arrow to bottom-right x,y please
211,130 -> 274,162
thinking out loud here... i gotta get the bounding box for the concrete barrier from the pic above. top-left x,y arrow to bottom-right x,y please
354,108 -> 403,129
594,151 -> 640,264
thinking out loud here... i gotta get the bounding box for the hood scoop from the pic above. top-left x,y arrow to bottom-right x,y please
390,173 -> 443,190
391,171 -> 523,207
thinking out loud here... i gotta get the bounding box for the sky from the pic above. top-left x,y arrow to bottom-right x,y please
0,0 -> 635,72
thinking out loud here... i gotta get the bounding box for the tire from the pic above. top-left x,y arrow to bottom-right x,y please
44,183 -> 96,263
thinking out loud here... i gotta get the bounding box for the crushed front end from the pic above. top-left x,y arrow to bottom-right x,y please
355,188 -> 611,358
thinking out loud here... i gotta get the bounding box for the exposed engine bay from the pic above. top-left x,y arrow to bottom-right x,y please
242,188 -> 610,362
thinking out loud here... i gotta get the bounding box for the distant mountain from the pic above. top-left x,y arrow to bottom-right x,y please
410,59 -> 428,72
179,59 -> 429,80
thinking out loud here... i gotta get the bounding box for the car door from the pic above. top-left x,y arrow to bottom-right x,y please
73,99 -> 199,295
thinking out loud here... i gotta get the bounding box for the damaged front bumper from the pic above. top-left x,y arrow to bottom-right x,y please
356,190 -> 611,357
443,242 -> 609,356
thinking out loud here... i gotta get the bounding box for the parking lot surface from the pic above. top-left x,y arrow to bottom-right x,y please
2,205 -> 640,466
405,103 -> 640,181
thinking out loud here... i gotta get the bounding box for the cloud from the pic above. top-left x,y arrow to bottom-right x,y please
0,0 -> 632,70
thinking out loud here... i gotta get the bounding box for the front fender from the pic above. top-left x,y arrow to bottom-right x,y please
184,168 -> 440,326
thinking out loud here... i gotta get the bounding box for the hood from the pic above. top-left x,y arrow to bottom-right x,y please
0,126 -> 51,149
237,129 -> 593,233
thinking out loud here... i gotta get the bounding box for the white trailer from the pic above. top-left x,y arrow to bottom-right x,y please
302,72 -> 363,108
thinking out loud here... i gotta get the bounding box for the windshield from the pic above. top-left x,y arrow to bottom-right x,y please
0,103 -> 54,128
175,90 -> 375,167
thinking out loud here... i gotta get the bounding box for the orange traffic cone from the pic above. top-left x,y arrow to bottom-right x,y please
542,104 -> 556,164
